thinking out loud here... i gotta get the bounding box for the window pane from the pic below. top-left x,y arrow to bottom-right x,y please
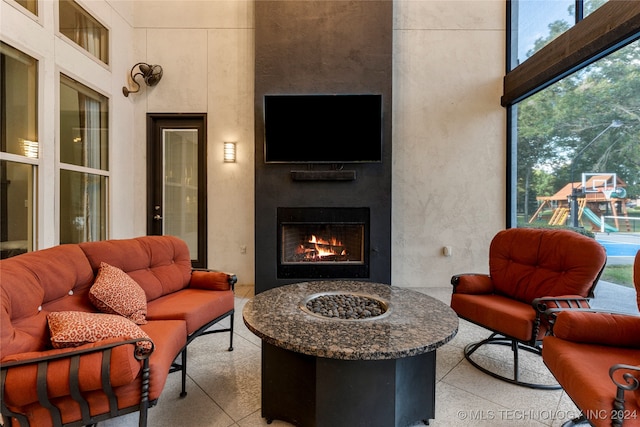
60,74 -> 108,170
163,129 -> 199,257
584,0 -> 608,18
516,39 -> 640,232
1,42 -> 38,158
0,161 -> 35,258
60,169 -> 106,244
512,0 -> 574,68
14,0 -> 37,15
58,0 -> 109,64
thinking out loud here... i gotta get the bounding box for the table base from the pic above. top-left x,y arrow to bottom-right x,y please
261,342 -> 435,427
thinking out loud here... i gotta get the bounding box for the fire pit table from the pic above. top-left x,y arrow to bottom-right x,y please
242,280 -> 459,427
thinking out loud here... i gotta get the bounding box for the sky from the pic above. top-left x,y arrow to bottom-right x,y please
516,0 -> 574,62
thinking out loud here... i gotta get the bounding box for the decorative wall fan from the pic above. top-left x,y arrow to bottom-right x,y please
122,62 -> 163,97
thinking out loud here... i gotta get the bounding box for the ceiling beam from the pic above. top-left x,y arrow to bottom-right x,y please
502,1 -> 640,106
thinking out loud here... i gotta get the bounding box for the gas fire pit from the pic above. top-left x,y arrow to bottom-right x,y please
300,291 -> 390,320
243,280 -> 459,427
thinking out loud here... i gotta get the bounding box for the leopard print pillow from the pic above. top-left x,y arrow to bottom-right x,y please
48,311 -> 153,352
89,262 -> 147,324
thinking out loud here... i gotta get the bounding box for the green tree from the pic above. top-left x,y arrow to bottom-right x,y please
517,11 -> 640,223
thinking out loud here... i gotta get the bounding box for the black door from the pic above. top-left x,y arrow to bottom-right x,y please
147,114 -> 207,268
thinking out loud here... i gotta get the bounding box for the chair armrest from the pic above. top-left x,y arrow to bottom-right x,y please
1,337 -> 153,409
532,296 -> 592,334
533,296 -> 591,313
610,364 -> 640,420
550,310 -> 640,348
451,273 -> 493,294
191,269 -> 237,291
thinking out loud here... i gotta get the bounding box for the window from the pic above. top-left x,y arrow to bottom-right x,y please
58,0 -> 109,64
511,0 -> 574,68
59,74 -> 108,243
14,0 -> 37,15
510,0 -> 608,69
515,40 -> 639,228
0,42 -> 38,258
507,0 -> 640,289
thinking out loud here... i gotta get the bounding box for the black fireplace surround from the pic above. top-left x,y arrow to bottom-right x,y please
254,0 -> 393,294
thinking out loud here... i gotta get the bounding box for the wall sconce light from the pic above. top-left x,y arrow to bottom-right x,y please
122,62 -> 163,97
224,142 -> 237,163
20,139 -> 39,159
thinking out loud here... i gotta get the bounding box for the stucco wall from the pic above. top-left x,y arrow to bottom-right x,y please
129,0 -> 255,281
392,0 -> 506,286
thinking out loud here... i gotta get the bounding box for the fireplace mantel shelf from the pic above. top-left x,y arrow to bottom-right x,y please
242,281 -> 459,361
290,170 -> 357,181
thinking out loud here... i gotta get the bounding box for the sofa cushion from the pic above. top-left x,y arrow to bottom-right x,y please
451,293 -> 539,341
190,270 -> 232,291
79,236 -> 192,302
489,228 -> 606,303
89,262 -> 147,324
543,336 -> 640,427
147,288 -> 234,335
1,338 -> 141,408
139,319 -> 188,400
48,311 -> 152,352
554,311 -> 640,348
0,245 -> 95,357
4,320 -> 188,427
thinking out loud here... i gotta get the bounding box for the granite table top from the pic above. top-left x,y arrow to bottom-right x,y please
242,280 -> 459,361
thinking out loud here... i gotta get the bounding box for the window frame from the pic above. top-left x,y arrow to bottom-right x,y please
56,0 -> 111,66
58,72 -> 110,244
0,41 -> 39,255
505,0 -> 640,227
7,0 -> 39,18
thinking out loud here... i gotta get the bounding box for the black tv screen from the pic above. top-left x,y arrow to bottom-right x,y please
264,94 -> 383,163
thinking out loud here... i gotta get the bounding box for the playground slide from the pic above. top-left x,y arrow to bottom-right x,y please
582,207 -> 618,232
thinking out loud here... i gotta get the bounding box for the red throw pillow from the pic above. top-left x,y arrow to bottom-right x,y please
89,262 -> 147,324
47,311 -> 152,352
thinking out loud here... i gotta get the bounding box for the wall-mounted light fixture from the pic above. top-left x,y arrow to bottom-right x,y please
20,139 -> 39,159
122,62 -> 163,97
224,142 -> 237,163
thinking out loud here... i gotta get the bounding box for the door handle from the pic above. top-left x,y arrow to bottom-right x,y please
154,214 -> 163,220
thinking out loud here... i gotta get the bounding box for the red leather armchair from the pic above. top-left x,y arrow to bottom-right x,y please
450,228 -> 607,389
540,250 -> 640,426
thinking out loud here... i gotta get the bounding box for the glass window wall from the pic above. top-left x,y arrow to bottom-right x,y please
0,42 -> 38,258
59,74 -> 109,244
58,0 -> 109,64
509,0 -> 640,290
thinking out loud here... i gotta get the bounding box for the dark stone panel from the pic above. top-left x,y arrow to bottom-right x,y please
255,1 -> 393,293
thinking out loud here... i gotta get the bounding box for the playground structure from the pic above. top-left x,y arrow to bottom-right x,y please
529,173 -> 632,232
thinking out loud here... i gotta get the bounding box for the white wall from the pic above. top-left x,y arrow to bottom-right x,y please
392,0 -> 506,286
2,0 -> 505,287
129,0 -> 255,283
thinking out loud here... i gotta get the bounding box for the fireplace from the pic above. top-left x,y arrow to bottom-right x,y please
254,1 -> 392,293
277,207 -> 370,279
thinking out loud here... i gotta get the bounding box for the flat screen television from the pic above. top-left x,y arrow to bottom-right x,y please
263,94 -> 383,163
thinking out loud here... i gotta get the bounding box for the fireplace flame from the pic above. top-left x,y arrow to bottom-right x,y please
307,234 -> 345,260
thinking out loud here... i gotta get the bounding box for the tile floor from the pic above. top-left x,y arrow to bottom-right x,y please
103,283 -> 621,427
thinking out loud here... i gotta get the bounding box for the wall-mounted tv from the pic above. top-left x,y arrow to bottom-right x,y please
264,94 -> 383,163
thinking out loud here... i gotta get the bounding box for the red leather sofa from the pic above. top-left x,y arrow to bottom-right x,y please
0,235 -> 236,427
